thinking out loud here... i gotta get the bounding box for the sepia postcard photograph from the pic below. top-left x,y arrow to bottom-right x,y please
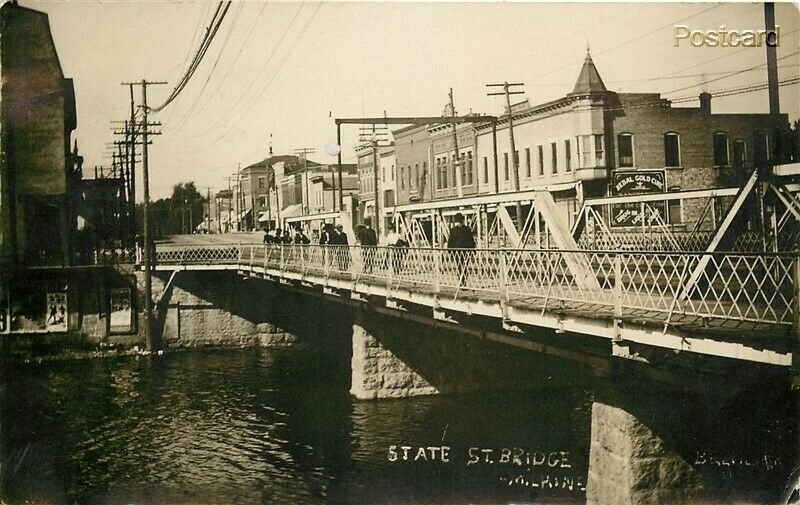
0,0 -> 799,503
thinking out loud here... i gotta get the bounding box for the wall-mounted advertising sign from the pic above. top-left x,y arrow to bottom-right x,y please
109,287 -> 134,334
45,292 -> 68,331
610,170 -> 667,228
0,284 -> 7,334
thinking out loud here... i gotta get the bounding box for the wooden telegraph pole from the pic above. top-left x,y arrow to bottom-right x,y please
122,80 -> 166,352
449,88 -> 463,198
294,147 -> 316,215
487,81 -> 525,230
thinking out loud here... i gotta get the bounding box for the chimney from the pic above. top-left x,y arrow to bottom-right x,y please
699,92 -> 712,114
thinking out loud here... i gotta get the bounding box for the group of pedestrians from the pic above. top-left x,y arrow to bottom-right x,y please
260,213 -> 476,288
320,223 -> 350,269
263,227 -> 310,245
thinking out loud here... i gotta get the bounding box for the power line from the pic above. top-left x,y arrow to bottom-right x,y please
662,49 -> 800,96
151,1 -> 232,113
178,1 -> 270,126
210,2 -> 322,145
169,1 -> 245,130
184,3 -> 307,139
635,27 -> 800,87
533,4 -> 725,82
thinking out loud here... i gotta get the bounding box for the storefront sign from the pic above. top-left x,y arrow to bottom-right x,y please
610,171 -> 667,228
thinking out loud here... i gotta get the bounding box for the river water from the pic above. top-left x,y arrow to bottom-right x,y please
0,344 -> 797,505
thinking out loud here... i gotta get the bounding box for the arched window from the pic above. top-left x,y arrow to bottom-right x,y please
618,133 -> 634,167
664,132 -> 681,168
733,139 -> 746,169
713,132 -> 729,167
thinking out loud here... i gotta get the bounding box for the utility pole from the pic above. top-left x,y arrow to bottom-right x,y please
765,3 -> 780,116
449,88 -> 463,198
294,147 -> 316,215
122,79 -> 166,352
206,187 -> 211,233
487,81 -> 525,230
225,175 -> 237,232
359,124 -> 388,236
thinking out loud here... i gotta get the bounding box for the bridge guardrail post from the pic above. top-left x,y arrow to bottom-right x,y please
614,252 -> 622,318
433,248 -> 441,294
793,256 -> 800,379
613,252 -> 623,341
499,250 -> 509,303
387,247 -> 394,296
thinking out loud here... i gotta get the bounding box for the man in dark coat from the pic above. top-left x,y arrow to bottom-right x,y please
447,212 -> 475,287
334,224 -> 350,270
360,220 -> 378,273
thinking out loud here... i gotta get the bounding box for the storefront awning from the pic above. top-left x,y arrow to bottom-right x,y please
280,204 -> 303,220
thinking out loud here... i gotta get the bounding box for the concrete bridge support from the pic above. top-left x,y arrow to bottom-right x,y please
586,401 -> 702,505
349,311 -> 597,400
350,315 -> 438,400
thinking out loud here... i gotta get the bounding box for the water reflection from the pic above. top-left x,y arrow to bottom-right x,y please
0,346 -> 796,504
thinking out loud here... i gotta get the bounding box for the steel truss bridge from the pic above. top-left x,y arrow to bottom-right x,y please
143,165 -> 800,370
152,241 -> 797,368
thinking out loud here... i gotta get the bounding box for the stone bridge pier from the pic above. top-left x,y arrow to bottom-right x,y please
349,310 -> 598,399
585,376 -> 798,505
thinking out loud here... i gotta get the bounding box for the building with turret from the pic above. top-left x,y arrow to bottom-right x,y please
473,49 -> 789,229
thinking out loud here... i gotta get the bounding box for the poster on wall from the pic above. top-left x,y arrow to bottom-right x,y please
45,292 -> 68,331
109,287 -> 133,333
610,170 -> 667,228
0,284 -> 7,334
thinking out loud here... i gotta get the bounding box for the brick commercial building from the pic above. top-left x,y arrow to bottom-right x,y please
472,49 -> 790,229
0,2 -> 81,265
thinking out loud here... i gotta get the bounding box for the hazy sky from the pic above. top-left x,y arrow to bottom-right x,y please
30,1 -> 800,199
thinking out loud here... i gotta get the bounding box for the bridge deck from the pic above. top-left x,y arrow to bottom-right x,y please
151,243 -> 797,365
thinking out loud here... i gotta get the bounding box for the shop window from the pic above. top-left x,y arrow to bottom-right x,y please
618,133 -> 634,167
713,132 -> 729,167
733,139 -> 747,169
754,131 -> 768,167
664,132 -> 681,167
537,145 -> 544,175
565,140 -> 572,172
525,148 -> 531,177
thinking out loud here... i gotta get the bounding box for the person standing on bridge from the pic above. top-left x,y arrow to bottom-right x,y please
358,220 -> 378,274
447,212 -> 475,288
334,224 -> 350,271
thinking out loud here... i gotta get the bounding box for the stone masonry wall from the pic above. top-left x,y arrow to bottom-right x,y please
150,271 -> 298,349
586,402 -> 702,505
350,321 -> 438,400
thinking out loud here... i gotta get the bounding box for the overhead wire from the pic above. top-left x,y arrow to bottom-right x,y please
169,1 -> 246,131
210,2 -> 323,144
151,1 -> 232,113
180,2 -> 307,139
533,4 -> 725,82
662,49 -> 800,96
179,1 -> 270,125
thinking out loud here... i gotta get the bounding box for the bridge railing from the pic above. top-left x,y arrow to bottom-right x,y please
176,243 -> 798,329
155,244 -> 241,265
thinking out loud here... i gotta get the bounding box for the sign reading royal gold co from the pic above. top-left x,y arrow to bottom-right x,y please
610,170 -> 666,228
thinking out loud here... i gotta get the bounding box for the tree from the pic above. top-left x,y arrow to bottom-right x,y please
139,181 -> 207,237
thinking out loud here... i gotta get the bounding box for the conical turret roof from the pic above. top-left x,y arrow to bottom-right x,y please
571,48 -> 607,95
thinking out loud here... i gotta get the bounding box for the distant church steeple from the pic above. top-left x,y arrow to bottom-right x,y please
570,47 -> 607,95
